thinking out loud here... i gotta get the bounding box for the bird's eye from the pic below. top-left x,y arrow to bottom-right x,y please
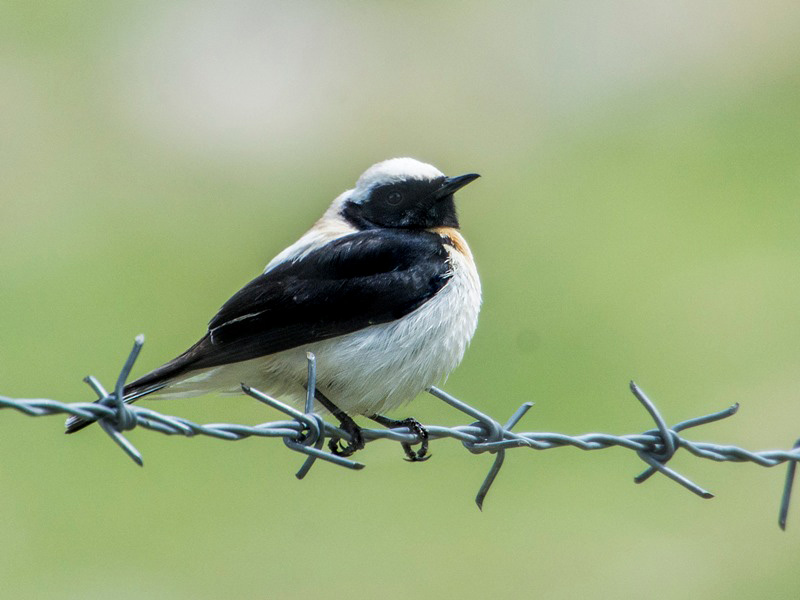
386,191 -> 403,206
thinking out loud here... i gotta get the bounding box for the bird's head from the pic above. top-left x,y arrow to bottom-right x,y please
340,158 -> 480,230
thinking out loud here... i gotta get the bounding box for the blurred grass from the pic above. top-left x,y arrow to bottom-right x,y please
3,2 -> 800,598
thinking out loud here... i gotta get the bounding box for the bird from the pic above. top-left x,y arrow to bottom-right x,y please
66,157 -> 482,460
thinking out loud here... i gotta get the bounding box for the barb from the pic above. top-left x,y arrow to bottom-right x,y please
2,337 -> 800,528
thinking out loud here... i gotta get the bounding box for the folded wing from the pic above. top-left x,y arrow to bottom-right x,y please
130,229 -> 452,390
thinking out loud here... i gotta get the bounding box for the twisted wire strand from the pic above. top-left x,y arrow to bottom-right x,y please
2,336 -> 800,528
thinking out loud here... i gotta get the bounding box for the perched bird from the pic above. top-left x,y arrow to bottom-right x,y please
66,158 -> 482,460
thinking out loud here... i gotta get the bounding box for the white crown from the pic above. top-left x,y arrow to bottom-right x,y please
355,158 -> 444,192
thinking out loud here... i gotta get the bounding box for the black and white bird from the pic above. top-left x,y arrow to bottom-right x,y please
66,158 -> 482,460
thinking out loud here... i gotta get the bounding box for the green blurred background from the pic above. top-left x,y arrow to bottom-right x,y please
2,1 -> 800,598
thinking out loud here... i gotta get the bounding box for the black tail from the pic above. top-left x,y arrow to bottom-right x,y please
64,338 -> 209,434
64,382 -> 167,433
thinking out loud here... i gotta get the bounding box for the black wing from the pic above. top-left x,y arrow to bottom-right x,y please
200,229 -> 451,365
141,229 -> 451,378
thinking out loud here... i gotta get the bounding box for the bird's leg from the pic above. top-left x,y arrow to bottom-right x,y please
369,414 -> 430,462
312,388 -> 365,457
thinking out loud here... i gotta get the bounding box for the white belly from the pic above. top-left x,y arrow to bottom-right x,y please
159,237 -> 481,416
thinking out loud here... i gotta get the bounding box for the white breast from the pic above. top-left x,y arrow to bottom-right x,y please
304,232 -> 482,414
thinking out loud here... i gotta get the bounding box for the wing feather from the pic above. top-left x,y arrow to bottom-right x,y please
197,229 -> 451,367
136,229 -> 452,384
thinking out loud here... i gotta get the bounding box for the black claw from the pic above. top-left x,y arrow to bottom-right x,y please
328,420 -> 365,457
403,445 -> 431,462
370,415 -> 429,462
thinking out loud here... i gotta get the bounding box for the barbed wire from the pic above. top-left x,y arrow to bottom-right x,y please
2,335 -> 799,528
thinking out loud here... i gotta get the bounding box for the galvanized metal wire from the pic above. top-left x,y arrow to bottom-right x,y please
2,335 -> 800,528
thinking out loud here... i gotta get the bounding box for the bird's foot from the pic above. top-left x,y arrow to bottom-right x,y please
328,416 -> 365,457
311,387 -> 366,457
370,414 -> 430,462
